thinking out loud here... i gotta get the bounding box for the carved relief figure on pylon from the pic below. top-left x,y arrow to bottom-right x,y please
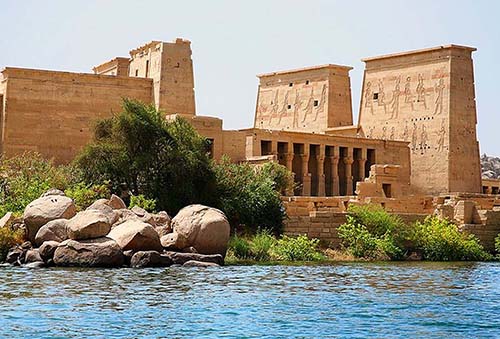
367,126 -> 375,138
419,125 -> 428,154
314,84 -> 327,121
416,73 -> 427,109
434,78 -> 445,115
301,88 -> 314,123
292,90 -> 301,128
269,89 -> 279,124
404,76 -> 414,111
437,119 -> 446,152
364,81 -> 374,115
389,76 -> 401,119
377,79 -> 387,114
381,126 -> 387,140
389,126 -> 395,140
411,122 -> 418,152
401,121 -> 409,141
277,91 -> 289,124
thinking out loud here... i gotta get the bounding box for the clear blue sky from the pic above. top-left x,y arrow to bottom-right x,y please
1,0 -> 498,155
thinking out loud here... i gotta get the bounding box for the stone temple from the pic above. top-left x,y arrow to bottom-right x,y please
1,38 -> 500,249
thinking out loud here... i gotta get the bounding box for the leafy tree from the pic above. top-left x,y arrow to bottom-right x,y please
75,99 -> 216,214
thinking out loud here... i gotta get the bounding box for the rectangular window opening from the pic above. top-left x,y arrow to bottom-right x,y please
373,93 -> 379,100
313,100 -> 319,107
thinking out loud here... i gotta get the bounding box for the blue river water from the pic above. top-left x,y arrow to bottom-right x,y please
0,262 -> 499,338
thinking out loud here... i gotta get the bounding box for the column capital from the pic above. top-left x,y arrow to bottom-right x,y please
316,155 -> 326,162
329,155 -> 340,162
343,157 -> 354,165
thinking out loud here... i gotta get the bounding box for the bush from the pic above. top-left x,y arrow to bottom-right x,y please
250,230 -> 277,261
228,235 -> 252,259
214,157 -> 293,233
412,216 -> 491,261
338,205 -> 406,260
0,152 -> 79,216
75,99 -> 217,215
272,235 -> 325,261
496,234 -> 500,254
0,227 -> 24,262
65,182 -> 111,211
129,194 -> 157,212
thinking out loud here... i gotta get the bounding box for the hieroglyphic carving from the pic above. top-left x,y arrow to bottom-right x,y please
419,125 -> 428,154
389,76 -> 401,119
377,80 -> 387,114
268,89 -> 279,123
437,119 -> 446,152
364,81 -> 374,115
389,126 -> 395,140
314,84 -> 327,121
416,73 -> 427,109
404,76 -> 414,111
301,88 -> 314,123
292,90 -> 301,128
381,126 -> 387,139
367,126 -> 375,138
434,78 -> 445,115
411,122 -> 418,152
277,91 -> 289,124
400,121 -> 409,141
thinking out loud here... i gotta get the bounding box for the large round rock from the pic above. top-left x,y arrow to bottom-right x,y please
171,204 -> 230,256
23,195 -> 76,242
53,238 -> 124,267
34,219 -> 69,246
107,220 -> 162,252
67,210 -> 111,240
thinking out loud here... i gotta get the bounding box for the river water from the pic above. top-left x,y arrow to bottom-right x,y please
0,262 -> 499,338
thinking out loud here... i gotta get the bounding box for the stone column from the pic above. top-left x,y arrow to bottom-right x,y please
344,157 -> 354,196
301,153 -> 311,196
285,153 -> 294,196
330,155 -> 339,196
358,148 -> 367,181
317,155 -> 326,196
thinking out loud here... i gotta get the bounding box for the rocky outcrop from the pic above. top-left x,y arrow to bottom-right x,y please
107,220 -> 162,252
165,251 -> 224,266
0,212 -> 15,229
23,195 -> 76,242
53,238 -> 124,267
130,251 -> 172,268
170,204 -> 230,256
67,210 -> 111,240
481,154 -> 500,179
34,219 -> 68,246
183,260 -> 220,267
39,241 -> 60,261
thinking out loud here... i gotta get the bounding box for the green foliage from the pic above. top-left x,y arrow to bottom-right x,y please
495,233 -> 500,254
338,205 -> 407,260
214,157 -> 293,233
0,152 -> 78,216
65,182 -> 111,211
228,235 -> 252,259
412,216 -> 492,261
129,194 -> 157,212
250,230 -> 277,261
75,98 -> 217,215
0,227 -> 24,262
273,235 -> 325,261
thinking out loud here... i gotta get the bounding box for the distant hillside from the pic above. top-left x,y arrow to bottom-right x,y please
481,154 -> 500,179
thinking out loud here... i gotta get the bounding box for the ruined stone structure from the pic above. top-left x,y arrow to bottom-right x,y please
1,38 -> 498,249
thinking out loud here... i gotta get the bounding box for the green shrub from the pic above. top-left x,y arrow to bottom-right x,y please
495,233 -> 500,254
412,216 -> 491,261
65,182 -> 111,211
129,194 -> 157,212
75,99 -> 217,215
250,230 -> 277,261
338,205 -> 407,260
0,227 -> 24,262
0,152 -> 78,216
214,157 -> 293,233
272,235 -> 325,261
228,235 -> 252,259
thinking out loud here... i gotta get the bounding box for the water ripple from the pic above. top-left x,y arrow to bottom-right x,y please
0,262 -> 499,338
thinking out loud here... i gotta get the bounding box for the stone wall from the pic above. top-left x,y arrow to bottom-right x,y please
0,68 -> 153,163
